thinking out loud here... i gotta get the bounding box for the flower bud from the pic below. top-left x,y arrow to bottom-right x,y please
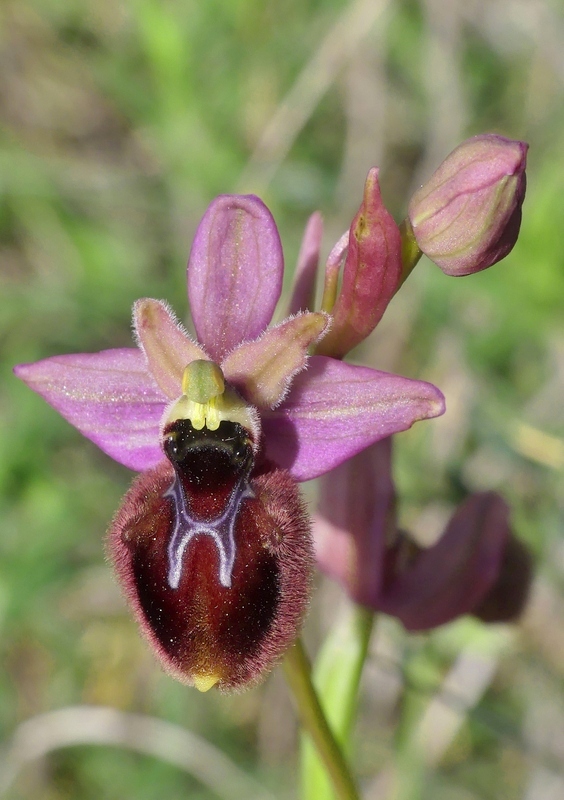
408,134 -> 528,276
316,168 -> 402,358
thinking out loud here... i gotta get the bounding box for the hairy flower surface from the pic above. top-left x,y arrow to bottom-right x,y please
15,194 -> 444,690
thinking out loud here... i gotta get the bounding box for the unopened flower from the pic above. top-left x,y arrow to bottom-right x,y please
317,168 -> 402,358
408,134 -> 528,276
315,440 -> 532,629
15,195 -> 444,691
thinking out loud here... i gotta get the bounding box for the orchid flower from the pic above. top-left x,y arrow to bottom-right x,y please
15,194 -> 444,691
314,437 -> 532,629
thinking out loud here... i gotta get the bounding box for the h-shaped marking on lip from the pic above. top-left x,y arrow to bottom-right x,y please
164,473 -> 254,589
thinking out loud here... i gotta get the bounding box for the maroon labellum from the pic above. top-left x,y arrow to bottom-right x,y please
108,417 -> 313,692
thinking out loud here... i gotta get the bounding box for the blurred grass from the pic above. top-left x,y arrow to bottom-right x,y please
2,0 -> 564,798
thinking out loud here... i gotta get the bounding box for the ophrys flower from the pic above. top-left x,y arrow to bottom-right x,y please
15,194 -> 444,691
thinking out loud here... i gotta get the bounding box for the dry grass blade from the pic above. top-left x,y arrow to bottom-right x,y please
238,0 -> 391,194
0,705 -> 275,800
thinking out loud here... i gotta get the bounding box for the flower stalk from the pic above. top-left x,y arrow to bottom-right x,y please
283,638 -> 361,800
302,606 -> 374,800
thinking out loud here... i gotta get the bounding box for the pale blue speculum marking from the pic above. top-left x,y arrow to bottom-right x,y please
165,473 -> 254,589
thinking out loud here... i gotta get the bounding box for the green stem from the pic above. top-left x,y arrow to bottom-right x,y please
342,606 -> 374,735
303,606 -> 374,800
283,638 -> 361,800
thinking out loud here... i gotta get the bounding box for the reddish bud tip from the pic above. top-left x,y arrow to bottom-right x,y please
108,419 -> 313,691
408,134 -> 528,276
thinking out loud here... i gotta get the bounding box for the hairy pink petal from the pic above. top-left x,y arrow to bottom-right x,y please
222,312 -> 330,409
317,169 -> 402,358
379,492 -> 511,630
187,195 -> 284,361
314,438 -> 396,605
262,356 -> 445,481
287,211 -> 323,315
14,350 -> 166,471
134,299 -> 208,399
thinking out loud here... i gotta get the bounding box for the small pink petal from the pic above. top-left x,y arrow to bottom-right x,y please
14,349 -> 166,471
314,438 -> 396,606
287,211 -> 323,315
222,312 -> 330,409
133,299 -> 208,400
317,169 -> 402,358
262,356 -> 445,481
187,195 -> 284,361
379,492 -> 511,630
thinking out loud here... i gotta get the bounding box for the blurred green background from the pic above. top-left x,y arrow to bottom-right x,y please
2,0 -> 564,797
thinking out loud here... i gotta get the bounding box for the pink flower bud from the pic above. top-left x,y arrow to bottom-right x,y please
408,134 -> 528,276
317,168 -> 402,358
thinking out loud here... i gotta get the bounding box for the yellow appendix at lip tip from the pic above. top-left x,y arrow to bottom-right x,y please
192,673 -> 220,692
